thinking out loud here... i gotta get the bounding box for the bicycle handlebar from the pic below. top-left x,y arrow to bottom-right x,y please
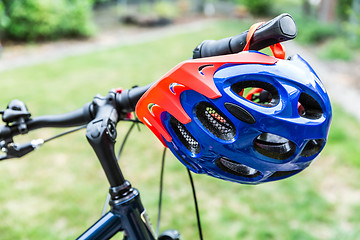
193,13 -> 297,59
0,13 -> 298,160
116,83 -> 153,113
1,14 -> 298,140
0,104 -> 91,139
0,85 -> 152,141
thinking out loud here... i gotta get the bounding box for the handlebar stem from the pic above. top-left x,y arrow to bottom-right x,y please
86,91 -> 126,187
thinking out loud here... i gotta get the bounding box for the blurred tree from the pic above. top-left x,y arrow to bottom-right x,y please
0,1 -> 10,31
193,0 -> 205,13
178,0 -> 191,15
337,0 -> 353,20
302,0 -> 311,16
348,0 -> 360,42
318,0 -> 337,22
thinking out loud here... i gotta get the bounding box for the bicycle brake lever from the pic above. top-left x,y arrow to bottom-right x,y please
0,139 -> 44,160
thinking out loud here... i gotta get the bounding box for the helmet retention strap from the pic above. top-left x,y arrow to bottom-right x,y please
243,22 -> 286,60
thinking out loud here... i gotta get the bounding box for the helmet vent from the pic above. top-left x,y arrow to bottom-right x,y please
215,157 -> 261,178
231,80 -> 279,107
148,103 -> 156,114
198,64 -> 214,75
254,133 -> 296,160
268,169 -> 301,179
195,102 -> 236,140
170,116 -> 201,154
169,83 -> 184,95
298,92 -> 323,119
300,139 -> 324,157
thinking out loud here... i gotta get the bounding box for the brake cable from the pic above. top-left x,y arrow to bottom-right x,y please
0,125 -> 87,160
44,125 -> 87,143
157,148 -> 204,240
156,148 -> 167,236
187,169 -> 203,240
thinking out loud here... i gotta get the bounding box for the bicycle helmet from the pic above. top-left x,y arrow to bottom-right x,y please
135,50 -> 332,184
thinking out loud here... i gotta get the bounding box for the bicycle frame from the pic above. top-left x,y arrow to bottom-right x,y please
78,182 -> 155,240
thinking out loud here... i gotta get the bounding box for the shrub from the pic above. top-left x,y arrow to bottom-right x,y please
319,38 -> 353,61
0,1 -> 10,37
243,0 -> 272,16
295,16 -> 338,44
154,1 -> 179,19
60,0 -> 95,37
93,0 -> 114,7
4,0 -> 95,41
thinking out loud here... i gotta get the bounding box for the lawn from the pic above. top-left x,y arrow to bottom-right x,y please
0,19 -> 360,240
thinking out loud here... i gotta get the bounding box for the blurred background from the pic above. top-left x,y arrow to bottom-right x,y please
0,0 -> 360,239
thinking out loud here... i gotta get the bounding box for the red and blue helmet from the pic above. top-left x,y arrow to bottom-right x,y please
135,51 -> 332,184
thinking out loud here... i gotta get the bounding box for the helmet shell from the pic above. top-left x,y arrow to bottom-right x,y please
136,52 -> 332,184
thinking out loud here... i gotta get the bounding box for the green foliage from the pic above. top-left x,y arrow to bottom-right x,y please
127,1 -> 179,20
325,105 -> 360,167
60,0 -> 96,37
318,37 -> 353,60
4,0 -> 95,41
337,0 -> 353,21
295,16 -> 338,44
0,1 -> 10,37
345,7 -> 360,47
93,0 -> 112,4
154,1 -> 179,19
242,0 -> 272,16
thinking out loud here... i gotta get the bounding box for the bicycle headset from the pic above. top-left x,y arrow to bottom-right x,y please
135,30 -> 332,185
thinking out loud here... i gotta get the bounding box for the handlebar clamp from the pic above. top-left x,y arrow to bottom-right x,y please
1,99 -> 31,134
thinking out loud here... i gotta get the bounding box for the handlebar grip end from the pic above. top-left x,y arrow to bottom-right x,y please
193,13 -> 297,59
248,13 -> 297,50
278,13 -> 297,39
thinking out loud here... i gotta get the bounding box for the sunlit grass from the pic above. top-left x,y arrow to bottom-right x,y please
0,19 -> 360,240
325,105 -> 360,168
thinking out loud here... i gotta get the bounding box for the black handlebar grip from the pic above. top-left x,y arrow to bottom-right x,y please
116,83 -> 153,113
0,104 -> 93,139
193,13 -> 297,59
26,105 -> 93,130
243,13 -> 297,51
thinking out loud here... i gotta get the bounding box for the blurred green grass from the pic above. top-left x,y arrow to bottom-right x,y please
0,19 -> 360,240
